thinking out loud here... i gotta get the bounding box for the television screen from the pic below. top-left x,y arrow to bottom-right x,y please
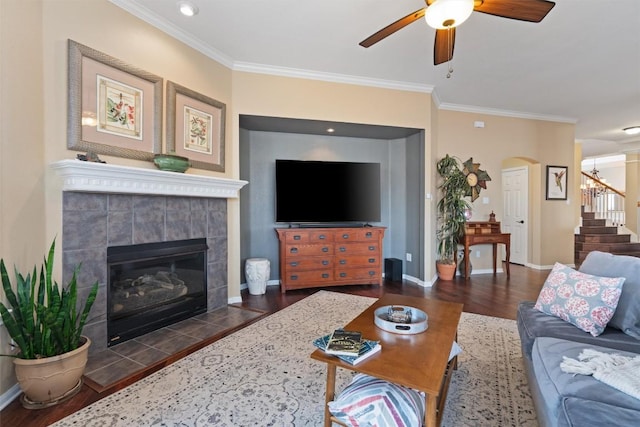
275,159 -> 381,224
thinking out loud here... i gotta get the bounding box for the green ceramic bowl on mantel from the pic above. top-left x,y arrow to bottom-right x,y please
153,153 -> 190,173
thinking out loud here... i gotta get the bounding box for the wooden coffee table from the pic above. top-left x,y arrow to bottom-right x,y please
311,294 -> 463,427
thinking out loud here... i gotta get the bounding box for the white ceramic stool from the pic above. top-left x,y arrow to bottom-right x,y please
245,258 -> 270,295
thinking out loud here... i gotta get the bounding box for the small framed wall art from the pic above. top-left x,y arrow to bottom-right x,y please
67,39 -> 163,160
546,165 -> 568,200
166,81 -> 226,172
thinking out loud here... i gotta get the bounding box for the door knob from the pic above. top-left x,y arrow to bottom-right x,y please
517,220 -> 525,224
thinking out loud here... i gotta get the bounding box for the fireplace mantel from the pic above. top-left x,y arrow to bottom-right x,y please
51,159 -> 247,198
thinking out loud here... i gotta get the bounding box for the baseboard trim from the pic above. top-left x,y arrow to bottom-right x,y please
0,383 -> 20,411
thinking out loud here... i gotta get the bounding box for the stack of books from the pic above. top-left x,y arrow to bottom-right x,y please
313,329 -> 381,365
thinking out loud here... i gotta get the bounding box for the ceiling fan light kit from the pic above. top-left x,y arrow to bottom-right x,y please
360,0 -> 555,66
425,0 -> 475,29
623,126 -> 640,136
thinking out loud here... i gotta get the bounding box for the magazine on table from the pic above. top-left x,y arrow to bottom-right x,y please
314,332 -> 381,365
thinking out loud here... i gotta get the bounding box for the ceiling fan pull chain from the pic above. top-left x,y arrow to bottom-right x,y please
446,27 -> 453,78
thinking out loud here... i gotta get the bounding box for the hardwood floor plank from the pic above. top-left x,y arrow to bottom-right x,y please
0,264 -> 546,426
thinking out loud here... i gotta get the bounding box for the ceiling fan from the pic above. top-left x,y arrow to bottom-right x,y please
360,0 -> 555,66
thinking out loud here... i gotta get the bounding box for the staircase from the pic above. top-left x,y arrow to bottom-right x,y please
575,210 -> 640,266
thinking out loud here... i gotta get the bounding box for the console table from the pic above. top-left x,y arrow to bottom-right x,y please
462,221 -> 510,279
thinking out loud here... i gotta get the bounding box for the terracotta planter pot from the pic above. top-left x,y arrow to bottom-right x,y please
436,262 -> 457,281
13,337 -> 90,407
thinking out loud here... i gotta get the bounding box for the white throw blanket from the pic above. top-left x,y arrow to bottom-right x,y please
560,349 -> 640,400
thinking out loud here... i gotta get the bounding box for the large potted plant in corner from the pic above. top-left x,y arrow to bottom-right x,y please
436,155 -> 471,281
0,239 -> 98,408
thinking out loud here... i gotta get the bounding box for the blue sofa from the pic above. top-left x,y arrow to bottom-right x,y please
517,251 -> 640,427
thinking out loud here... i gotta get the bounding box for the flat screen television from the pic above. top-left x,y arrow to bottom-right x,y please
275,159 -> 381,224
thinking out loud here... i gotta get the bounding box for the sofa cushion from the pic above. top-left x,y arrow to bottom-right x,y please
534,262 -> 625,336
579,251 -> 640,339
530,337 -> 640,427
517,301 -> 640,360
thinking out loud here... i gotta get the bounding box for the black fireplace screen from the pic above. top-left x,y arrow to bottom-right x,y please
107,238 -> 208,346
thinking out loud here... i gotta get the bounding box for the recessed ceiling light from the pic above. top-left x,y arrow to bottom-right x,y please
327,128 -> 335,133
178,1 -> 198,17
623,126 -> 640,135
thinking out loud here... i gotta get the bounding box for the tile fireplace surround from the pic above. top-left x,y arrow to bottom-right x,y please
51,160 -> 247,353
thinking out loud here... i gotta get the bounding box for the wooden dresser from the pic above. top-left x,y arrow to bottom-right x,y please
276,227 -> 386,293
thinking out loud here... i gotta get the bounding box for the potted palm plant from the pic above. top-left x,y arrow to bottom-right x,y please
436,155 -> 471,280
0,239 -> 98,408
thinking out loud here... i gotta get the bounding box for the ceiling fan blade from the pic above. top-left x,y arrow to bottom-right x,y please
359,8 -> 426,48
474,0 -> 555,22
434,28 -> 455,65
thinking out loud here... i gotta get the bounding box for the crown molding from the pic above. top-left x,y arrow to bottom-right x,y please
438,102 -> 577,124
233,62 -> 433,93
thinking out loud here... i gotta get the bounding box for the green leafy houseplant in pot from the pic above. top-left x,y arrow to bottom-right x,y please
0,239 -> 98,408
436,155 -> 471,281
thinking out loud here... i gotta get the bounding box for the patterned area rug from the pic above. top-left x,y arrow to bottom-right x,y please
53,291 -> 535,426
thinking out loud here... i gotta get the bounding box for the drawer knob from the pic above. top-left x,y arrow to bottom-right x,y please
322,247 -> 329,253
290,247 -> 298,254
290,261 -> 298,267
322,260 -> 329,265
319,234 -> 326,239
342,234 -> 349,239
340,272 -> 347,278
368,271 -> 375,276
291,275 -> 298,281
293,235 -> 301,240
368,246 -> 375,251
340,260 -> 347,265
366,232 -> 372,238
322,273 -> 329,278
339,247 -> 346,252
368,258 -> 375,263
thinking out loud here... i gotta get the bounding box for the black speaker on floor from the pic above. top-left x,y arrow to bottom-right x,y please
384,258 -> 402,282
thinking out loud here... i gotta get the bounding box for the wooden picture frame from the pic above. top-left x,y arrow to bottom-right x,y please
67,39 -> 162,160
166,81 -> 225,172
546,165 -> 568,200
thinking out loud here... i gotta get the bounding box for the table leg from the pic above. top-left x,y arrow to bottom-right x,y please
492,243 -> 497,275
324,364 -> 336,427
464,247 -> 470,279
505,241 -> 511,278
425,393 -> 437,427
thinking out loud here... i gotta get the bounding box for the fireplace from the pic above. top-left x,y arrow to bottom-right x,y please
53,160 -> 247,353
107,238 -> 208,346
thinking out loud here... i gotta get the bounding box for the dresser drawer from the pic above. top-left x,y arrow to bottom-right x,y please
335,242 -> 380,255
283,270 -> 334,283
285,244 -> 334,257
334,267 -> 380,281
334,254 -> 379,268
284,257 -> 333,271
335,229 -> 381,242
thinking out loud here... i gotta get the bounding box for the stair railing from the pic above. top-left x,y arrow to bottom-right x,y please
580,171 -> 626,226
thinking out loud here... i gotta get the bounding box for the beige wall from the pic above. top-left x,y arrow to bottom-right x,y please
436,111 -> 576,270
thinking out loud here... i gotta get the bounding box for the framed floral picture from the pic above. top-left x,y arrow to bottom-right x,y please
166,81 -> 226,172
67,39 -> 162,160
546,165 -> 568,200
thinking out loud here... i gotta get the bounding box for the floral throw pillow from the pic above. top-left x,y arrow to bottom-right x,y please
534,262 -> 625,336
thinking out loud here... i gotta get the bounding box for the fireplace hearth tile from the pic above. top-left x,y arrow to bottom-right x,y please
82,305 -> 266,391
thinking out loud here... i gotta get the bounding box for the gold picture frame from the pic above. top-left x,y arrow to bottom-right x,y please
67,39 -> 162,160
166,81 -> 226,172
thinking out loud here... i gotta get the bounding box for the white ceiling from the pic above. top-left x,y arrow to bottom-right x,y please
112,0 -> 640,157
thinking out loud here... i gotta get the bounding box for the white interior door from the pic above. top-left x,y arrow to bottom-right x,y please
502,167 -> 528,265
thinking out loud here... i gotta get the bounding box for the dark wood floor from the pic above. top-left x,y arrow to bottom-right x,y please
1,264 -> 547,426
